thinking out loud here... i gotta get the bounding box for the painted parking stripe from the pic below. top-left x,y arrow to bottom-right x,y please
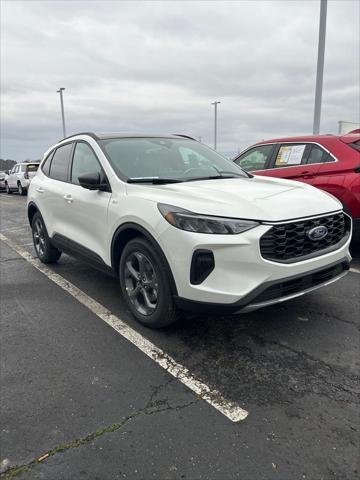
350,267 -> 360,274
0,233 -> 248,423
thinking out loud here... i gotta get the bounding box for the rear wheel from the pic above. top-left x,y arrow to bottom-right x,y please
5,183 -> 12,194
119,237 -> 179,328
18,182 -> 26,196
31,212 -> 62,263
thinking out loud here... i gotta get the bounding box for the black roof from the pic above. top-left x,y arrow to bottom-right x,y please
59,132 -> 197,142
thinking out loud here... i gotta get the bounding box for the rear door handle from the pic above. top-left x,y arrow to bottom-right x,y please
301,171 -> 314,178
63,194 -> 73,204
36,187 -> 45,194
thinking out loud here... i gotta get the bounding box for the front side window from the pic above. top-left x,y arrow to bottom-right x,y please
274,144 -> 307,168
49,143 -> 73,182
71,143 -> 102,185
100,137 -> 248,182
234,145 -> 273,171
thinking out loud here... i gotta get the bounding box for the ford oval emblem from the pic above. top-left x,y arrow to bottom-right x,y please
307,225 -> 328,241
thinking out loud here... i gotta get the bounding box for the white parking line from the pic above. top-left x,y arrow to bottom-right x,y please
0,224 -> 29,232
0,233 -> 248,423
350,267 -> 360,274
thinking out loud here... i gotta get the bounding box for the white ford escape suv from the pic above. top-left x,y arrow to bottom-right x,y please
28,133 -> 352,328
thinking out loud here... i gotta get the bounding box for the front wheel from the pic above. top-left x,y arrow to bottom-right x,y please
119,237 -> 179,328
5,183 -> 12,194
31,212 -> 62,263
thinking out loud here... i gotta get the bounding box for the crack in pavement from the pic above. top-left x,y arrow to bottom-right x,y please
0,392 -> 198,479
248,332 -> 355,373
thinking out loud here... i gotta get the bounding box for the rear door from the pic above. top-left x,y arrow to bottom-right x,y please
8,165 -> 19,188
265,143 -> 320,183
41,142 -> 74,238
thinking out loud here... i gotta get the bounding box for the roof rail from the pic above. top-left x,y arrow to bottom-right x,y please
58,132 -> 99,143
172,134 -> 198,141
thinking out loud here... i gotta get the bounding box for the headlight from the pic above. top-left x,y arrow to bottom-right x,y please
158,203 -> 259,234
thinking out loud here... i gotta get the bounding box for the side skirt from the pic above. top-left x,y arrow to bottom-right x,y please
51,234 -> 117,277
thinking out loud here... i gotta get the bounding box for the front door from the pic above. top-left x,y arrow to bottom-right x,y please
63,141 -> 112,263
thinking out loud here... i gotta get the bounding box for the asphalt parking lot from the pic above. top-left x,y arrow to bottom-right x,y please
1,192 -> 359,480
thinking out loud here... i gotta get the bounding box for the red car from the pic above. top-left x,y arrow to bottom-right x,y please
233,131 -> 360,243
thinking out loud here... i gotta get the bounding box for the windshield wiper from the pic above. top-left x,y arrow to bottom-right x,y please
214,170 -> 245,177
127,177 -> 184,184
210,166 -> 253,179
183,173 -> 243,182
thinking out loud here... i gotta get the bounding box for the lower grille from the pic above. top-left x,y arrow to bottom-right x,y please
250,261 -> 349,305
260,212 -> 350,263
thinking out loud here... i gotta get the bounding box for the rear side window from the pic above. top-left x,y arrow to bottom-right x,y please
234,145 -> 274,171
49,143 -> 73,182
274,144 -> 307,168
71,143 -> 102,185
306,145 -> 332,164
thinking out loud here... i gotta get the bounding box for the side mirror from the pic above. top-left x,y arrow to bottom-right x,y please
78,172 -> 110,191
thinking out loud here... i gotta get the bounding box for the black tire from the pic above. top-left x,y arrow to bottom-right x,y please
18,183 -> 26,196
5,183 -> 12,194
119,237 -> 179,328
31,212 -> 62,264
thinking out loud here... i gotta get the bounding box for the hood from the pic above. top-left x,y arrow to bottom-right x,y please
126,176 -> 342,222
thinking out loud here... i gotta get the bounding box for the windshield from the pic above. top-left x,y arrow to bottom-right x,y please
100,138 -> 249,182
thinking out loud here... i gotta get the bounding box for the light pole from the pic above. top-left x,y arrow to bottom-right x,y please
57,87 -> 66,138
313,0 -> 327,135
211,101 -> 221,150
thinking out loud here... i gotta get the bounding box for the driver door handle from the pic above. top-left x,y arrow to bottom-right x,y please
63,194 -> 73,204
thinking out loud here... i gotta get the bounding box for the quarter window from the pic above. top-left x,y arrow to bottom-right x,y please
49,143 -> 73,182
234,145 -> 273,172
306,145 -> 332,164
41,151 -> 54,176
71,143 -> 102,185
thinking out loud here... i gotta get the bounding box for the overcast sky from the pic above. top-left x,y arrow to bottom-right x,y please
1,0 -> 359,161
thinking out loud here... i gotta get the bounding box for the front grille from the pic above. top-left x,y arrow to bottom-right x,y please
250,261 -> 349,304
260,212 -> 350,263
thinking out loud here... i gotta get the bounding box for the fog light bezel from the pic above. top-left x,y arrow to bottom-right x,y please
190,249 -> 215,285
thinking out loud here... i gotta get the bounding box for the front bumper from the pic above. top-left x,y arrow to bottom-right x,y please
174,259 -> 350,314
159,218 -> 352,307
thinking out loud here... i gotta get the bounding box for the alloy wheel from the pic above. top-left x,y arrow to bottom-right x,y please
124,251 -> 158,316
33,218 -> 46,257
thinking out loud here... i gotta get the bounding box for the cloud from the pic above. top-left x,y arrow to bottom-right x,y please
1,0 -> 359,160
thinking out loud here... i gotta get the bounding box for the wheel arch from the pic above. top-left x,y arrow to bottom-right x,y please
111,222 -> 178,295
27,201 -> 40,225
